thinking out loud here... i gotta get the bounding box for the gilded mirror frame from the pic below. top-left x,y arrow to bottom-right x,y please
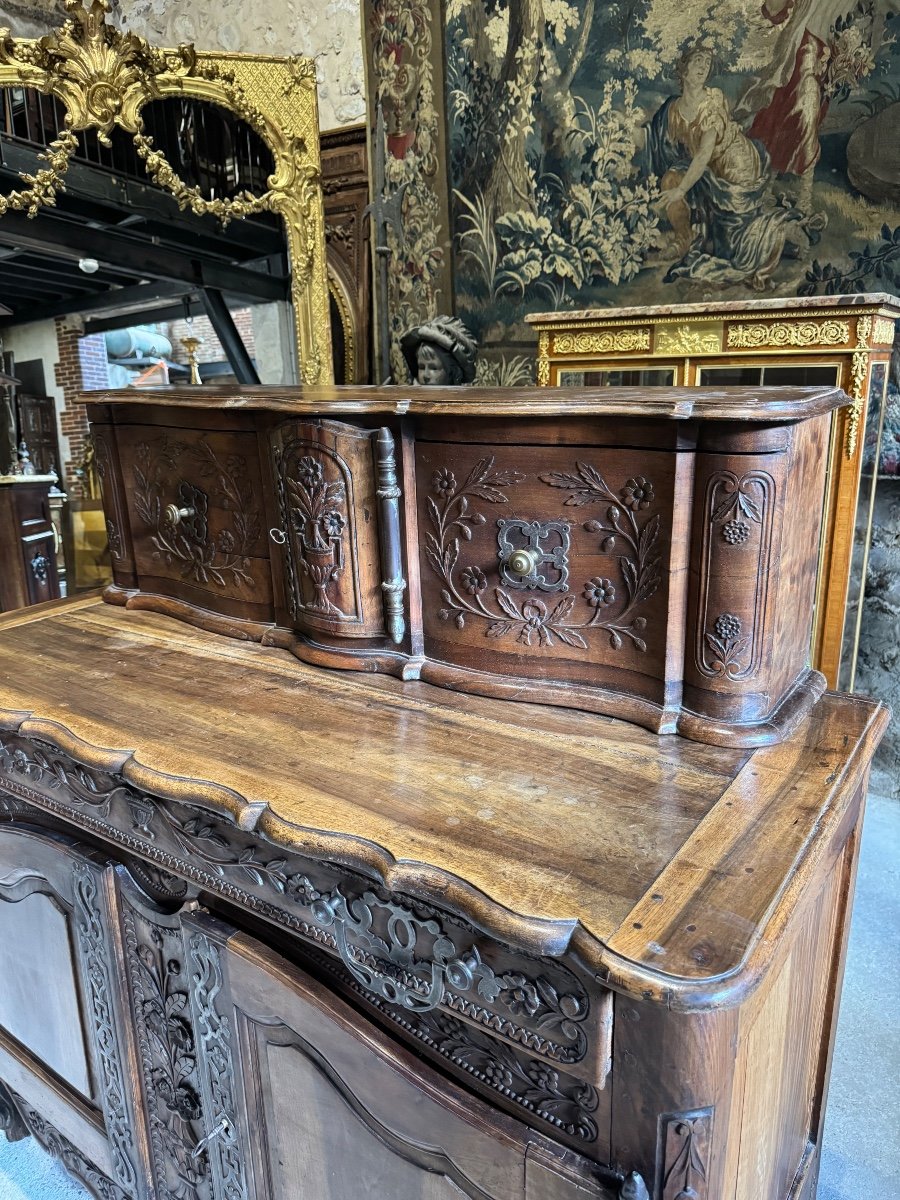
0,0 -> 333,383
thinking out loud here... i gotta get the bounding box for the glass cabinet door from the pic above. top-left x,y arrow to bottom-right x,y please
839,360 -> 889,690
558,367 -> 676,387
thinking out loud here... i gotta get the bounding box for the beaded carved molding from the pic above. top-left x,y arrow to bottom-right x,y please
0,1 -> 332,383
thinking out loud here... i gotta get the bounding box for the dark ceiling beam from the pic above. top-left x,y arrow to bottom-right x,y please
4,258 -> 125,288
0,280 -> 194,328
83,297 -> 206,335
0,277 -> 87,301
0,211 -> 289,302
200,288 -> 260,385
0,142 -> 284,259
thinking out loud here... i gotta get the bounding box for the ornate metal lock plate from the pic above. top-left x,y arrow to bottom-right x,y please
497,518 -> 571,591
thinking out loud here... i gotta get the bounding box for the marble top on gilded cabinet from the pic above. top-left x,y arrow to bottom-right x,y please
525,292 -> 900,326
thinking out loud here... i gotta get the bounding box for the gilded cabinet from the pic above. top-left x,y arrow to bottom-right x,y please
527,295 -> 900,690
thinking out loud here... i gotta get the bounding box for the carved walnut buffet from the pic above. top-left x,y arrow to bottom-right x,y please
86,383 -> 846,746
0,383 -> 887,1200
527,295 -> 900,693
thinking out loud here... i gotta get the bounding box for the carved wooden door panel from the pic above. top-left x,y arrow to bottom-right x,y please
267,418 -> 406,644
182,911 -> 563,1200
0,820 -> 145,1197
110,866 -> 215,1200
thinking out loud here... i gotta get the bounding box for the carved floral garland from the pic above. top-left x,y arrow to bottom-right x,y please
132,437 -> 260,590
122,911 -> 210,1200
427,457 -> 660,651
0,1 -> 310,227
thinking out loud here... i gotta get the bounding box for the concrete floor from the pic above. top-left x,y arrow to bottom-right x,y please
0,792 -> 897,1200
817,790 -> 900,1200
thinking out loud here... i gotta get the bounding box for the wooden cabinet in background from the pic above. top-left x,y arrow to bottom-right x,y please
527,294 -> 900,691
321,125 -> 372,383
0,475 -> 61,611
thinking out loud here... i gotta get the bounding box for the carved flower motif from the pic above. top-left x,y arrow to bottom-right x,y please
461,566 -> 488,595
502,974 -> 541,1017
297,456 -> 324,488
482,1062 -> 514,1090
620,476 -> 654,509
528,1062 -> 560,1092
582,577 -> 616,608
519,599 -> 548,644
216,528 -> 235,553
286,874 -> 321,905
161,1080 -> 202,1122
432,468 -> 457,497
322,510 -> 345,538
714,614 -> 742,641
723,520 -> 750,545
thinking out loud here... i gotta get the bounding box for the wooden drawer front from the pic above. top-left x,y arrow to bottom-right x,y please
117,425 -> 273,617
416,442 -> 680,701
269,419 -> 389,639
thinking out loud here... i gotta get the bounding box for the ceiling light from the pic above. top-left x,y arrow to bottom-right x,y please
78,257 -> 100,274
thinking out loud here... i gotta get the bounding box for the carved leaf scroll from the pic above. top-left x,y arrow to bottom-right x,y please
73,862 -> 140,1192
132,437 -> 260,591
426,457 -> 661,653
121,905 -> 212,1200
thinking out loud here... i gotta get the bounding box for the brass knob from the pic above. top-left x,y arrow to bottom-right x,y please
506,548 -> 540,577
164,504 -> 194,526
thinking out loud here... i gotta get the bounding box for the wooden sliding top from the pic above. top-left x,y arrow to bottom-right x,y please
81,382 -> 847,423
0,598 -> 886,1007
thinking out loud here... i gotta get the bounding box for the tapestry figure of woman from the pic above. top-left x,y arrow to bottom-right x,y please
649,45 -> 820,289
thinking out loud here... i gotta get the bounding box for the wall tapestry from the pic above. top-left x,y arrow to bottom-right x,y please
444,0 -> 900,367
362,0 -> 454,380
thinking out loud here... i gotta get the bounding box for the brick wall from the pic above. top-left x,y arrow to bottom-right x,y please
55,319 -> 108,497
165,309 -> 256,368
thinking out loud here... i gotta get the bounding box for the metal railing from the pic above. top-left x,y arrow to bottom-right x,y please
1,87 -> 274,199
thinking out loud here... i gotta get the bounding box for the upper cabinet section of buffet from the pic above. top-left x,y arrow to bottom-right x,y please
83,384 -> 846,748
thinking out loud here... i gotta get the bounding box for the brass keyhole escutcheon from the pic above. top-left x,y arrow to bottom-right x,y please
506,548 -> 540,577
164,504 -> 195,527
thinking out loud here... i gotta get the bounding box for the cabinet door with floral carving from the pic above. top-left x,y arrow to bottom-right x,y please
182,912 -> 544,1200
268,419 -> 400,641
115,423 -> 274,622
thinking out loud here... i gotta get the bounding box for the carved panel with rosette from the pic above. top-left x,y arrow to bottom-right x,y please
681,450 -> 792,726
693,469 -> 777,682
416,444 -> 675,700
93,428 -> 137,585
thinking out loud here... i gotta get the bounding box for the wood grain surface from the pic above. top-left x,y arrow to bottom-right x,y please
0,598 -> 887,1006
83,383 -> 848,422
